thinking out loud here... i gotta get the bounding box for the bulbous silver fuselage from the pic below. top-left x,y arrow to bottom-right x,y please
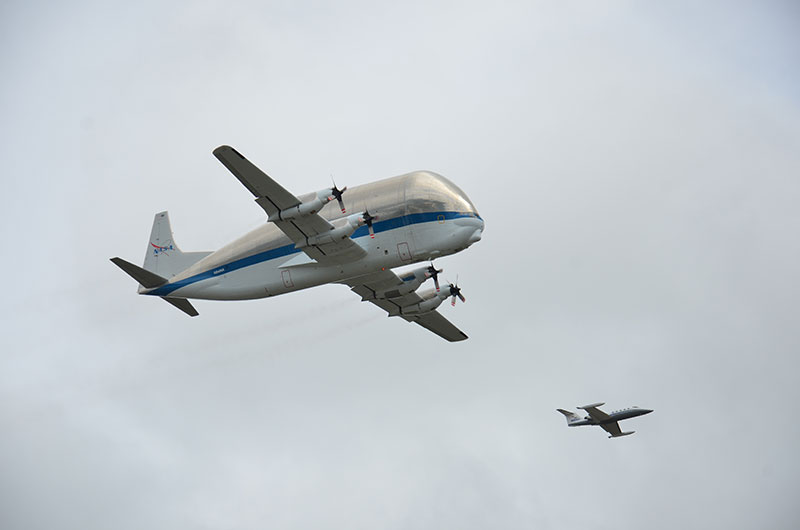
154,171 -> 483,300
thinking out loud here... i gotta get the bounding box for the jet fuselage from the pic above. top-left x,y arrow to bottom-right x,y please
571,407 -> 653,427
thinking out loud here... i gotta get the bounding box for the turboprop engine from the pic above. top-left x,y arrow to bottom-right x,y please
374,264 -> 443,299
298,213 -> 362,248
267,188 -> 340,222
402,281 -> 466,315
296,211 -> 378,248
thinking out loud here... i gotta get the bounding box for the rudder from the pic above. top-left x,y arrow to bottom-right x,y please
143,211 -> 212,278
557,409 -> 582,425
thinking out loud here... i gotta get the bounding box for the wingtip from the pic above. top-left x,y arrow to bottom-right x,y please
213,145 -> 244,159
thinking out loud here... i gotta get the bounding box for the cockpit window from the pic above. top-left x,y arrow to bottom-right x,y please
404,171 -> 478,216
309,170 -> 478,223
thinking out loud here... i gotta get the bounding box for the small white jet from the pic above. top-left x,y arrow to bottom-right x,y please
111,146 -> 484,341
557,403 -> 653,438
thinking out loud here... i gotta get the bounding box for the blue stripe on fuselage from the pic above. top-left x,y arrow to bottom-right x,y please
147,211 -> 479,297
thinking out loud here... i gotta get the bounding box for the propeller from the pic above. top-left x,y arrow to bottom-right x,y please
330,178 -> 347,213
361,209 -> 377,238
448,280 -> 465,306
426,263 -> 443,292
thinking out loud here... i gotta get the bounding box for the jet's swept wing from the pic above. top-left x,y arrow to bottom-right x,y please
213,145 -> 366,264
342,270 -> 468,342
600,421 -> 623,437
599,421 -> 635,438
578,403 -> 611,423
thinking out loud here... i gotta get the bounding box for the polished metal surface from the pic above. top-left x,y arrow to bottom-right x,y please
178,170 -> 480,279
402,171 -> 479,217
302,170 -> 480,222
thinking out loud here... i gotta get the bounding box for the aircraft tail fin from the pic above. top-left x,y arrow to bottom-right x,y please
557,408 -> 582,425
143,211 -> 212,279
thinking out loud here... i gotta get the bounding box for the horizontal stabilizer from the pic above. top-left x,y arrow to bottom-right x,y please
110,257 -> 167,288
162,297 -> 199,317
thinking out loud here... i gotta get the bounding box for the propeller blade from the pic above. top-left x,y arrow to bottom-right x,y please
330,178 -> 347,213
362,210 -> 376,238
426,263 -> 442,291
447,281 -> 464,306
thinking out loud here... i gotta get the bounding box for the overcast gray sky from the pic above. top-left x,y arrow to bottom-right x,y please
2,1 -> 799,529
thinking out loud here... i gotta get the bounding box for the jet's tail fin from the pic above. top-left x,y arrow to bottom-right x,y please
557,409 -> 582,425
143,211 -> 212,279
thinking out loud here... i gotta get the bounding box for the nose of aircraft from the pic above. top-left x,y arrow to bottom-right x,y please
467,217 -> 484,245
468,228 -> 482,245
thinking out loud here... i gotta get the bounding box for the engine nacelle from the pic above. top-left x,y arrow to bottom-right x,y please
297,213 -> 362,248
374,266 -> 434,299
400,287 -> 449,315
268,189 -> 334,222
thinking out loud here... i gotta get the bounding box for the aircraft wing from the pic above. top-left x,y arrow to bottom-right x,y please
579,404 -> 611,423
343,270 -> 468,342
600,421 -> 623,437
213,145 -> 366,264
410,311 -> 469,342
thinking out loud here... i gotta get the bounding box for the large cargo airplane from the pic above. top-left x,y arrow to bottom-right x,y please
110,146 -> 484,342
557,403 -> 653,438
